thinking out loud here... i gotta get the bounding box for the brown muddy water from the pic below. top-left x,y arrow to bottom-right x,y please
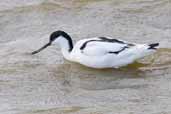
0,0 -> 171,114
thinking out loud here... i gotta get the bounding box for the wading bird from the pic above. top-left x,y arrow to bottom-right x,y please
31,30 -> 159,68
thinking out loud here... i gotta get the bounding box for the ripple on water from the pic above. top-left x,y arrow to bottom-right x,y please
27,106 -> 84,114
139,48 -> 171,71
45,48 -> 171,91
0,0 -> 171,114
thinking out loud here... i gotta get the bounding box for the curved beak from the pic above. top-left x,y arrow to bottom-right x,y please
31,42 -> 51,55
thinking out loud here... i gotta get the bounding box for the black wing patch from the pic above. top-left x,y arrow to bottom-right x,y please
80,40 -> 100,50
99,37 -> 125,44
80,37 -> 127,50
108,46 -> 128,54
80,37 -> 134,54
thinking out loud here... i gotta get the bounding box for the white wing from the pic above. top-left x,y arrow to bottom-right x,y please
80,38 -> 129,56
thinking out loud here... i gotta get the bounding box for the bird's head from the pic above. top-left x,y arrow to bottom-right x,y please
31,30 -> 73,55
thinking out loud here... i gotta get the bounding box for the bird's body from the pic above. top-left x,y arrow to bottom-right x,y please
32,30 -> 159,69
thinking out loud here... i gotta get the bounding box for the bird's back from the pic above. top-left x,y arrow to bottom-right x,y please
70,37 -> 158,68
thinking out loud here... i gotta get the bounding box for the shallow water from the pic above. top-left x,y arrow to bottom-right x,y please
0,0 -> 171,114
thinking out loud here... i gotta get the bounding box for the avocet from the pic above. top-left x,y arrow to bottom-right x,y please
31,30 -> 159,68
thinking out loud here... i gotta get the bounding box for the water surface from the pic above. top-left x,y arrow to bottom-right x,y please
0,0 -> 171,114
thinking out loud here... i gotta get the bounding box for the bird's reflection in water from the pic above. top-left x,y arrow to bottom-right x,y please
48,48 -> 171,92
49,61 -> 147,92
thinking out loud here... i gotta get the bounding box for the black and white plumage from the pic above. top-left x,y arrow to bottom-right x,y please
32,30 -> 159,68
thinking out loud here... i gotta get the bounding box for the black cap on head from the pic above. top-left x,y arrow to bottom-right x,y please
31,30 -> 73,55
49,30 -> 73,51
50,30 -> 71,42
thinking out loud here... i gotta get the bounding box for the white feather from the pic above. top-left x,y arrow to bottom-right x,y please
33,31 -> 158,69
68,37 -> 156,68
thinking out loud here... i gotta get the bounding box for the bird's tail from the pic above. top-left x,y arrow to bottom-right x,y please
148,43 -> 159,49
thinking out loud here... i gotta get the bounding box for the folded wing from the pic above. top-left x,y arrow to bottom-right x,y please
80,37 -> 132,56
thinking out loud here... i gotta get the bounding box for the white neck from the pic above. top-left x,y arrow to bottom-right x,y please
52,36 -> 73,61
61,48 -> 72,60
